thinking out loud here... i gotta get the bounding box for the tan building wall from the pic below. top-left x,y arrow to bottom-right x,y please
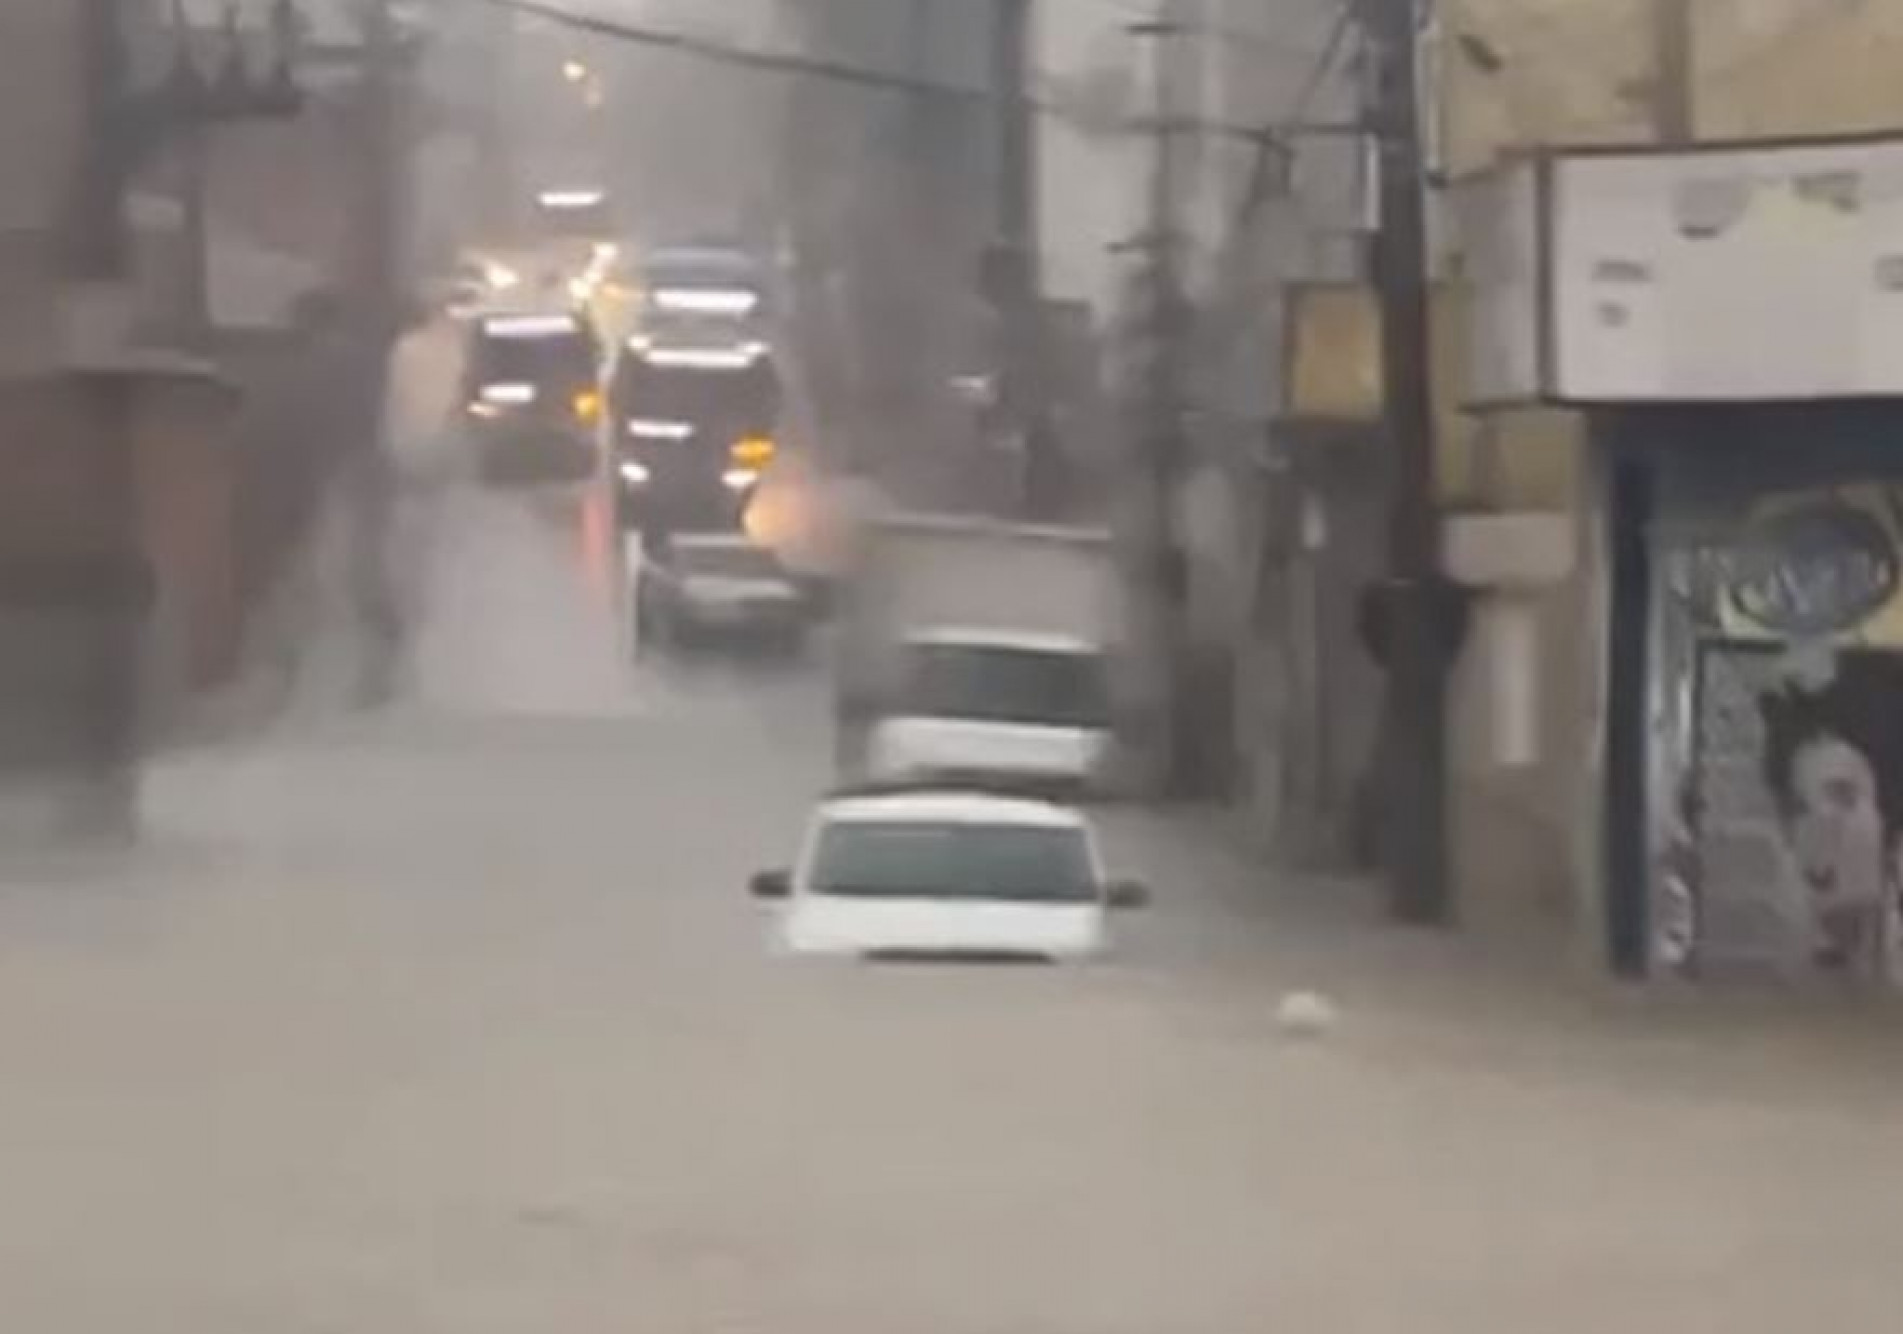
1696,2 -> 1903,140
1431,0 -> 1903,961
0,0 -> 82,377
1439,1 -> 1903,177
0,1 -> 247,738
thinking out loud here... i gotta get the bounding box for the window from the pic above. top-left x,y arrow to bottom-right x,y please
611,356 -> 780,431
904,644 -> 1111,729
472,327 -> 597,388
809,820 -> 1098,903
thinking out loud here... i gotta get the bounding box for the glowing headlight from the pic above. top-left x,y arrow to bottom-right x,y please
478,382 -> 537,405
619,461 -> 652,486
652,287 -> 759,316
721,467 -> 760,491
627,418 -> 695,441
538,188 -> 605,210
641,346 -> 759,370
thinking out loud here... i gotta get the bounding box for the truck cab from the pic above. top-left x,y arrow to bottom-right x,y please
606,331 -> 781,532
460,311 -> 603,485
861,628 -> 1116,794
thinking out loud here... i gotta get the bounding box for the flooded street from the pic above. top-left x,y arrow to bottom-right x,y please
0,471 -> 1899,1334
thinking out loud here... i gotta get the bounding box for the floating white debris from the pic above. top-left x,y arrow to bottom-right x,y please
1276,990 -> 1338,1038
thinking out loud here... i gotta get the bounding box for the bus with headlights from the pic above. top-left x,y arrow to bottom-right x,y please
460,310 -> 604,485
605,330 -> 782,532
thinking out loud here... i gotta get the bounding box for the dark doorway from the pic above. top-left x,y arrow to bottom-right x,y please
1604,446 -> 1654,978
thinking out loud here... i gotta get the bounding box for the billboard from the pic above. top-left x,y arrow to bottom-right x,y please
1460,136 -> 1903,404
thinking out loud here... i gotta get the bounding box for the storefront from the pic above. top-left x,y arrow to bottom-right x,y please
1457,134 -> 1903,982
1607,406 -> 1903,984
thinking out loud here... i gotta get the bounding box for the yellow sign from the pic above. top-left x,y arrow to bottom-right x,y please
1285,284 -> 1383,423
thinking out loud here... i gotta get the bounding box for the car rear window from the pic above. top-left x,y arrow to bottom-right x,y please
472,327 -> 596,386
904,643 -> 1111,729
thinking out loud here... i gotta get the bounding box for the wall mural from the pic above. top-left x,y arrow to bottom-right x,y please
1654,483 -> 1903,984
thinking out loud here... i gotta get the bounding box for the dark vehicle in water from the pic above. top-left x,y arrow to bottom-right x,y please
606,332 -> 781,531
633,533 -> 811,657
461,311 -> 603,484
639,244 -> 769,323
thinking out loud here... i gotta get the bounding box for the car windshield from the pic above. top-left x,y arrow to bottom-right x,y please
611,355 -> 779,429
808,820 -> 1098,903
471,328 -> 596,387
904,643 -> 1111,728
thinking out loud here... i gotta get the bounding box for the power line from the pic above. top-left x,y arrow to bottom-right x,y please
458,0 -> 997,103
452,0 -> 1350,140
1045,0 -> 1344,54
1228,1 -> 1354,234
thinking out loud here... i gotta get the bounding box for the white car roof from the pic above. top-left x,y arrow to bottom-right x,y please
902,626 -> 1101,655
476,311 -> 587,338
819,790 -> 1087,830
672,533 -> 766,553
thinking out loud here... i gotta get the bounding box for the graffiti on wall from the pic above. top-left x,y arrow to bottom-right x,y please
1657,485 -> 1903,983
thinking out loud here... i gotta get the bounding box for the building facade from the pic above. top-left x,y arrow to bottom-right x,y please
1434,0 -> 1903,979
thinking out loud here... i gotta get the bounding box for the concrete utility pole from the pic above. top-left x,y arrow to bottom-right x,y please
359,0 -> 407,322
1359,0 -> 1455,924
1651,0 -> 1694,143
1128,2 -> 1197,798
342,0 -> 415,706
72,0 -> 135,282
62,0 -> 146,840
177,128 -> 211,343
989,0 -> 1059,517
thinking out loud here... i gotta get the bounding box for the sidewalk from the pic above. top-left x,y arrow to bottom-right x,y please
1117,801 -> 1903,1108
166,319 -> 468,751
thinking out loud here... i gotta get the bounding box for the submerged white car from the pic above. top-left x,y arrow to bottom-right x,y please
750,789 -> 1147,962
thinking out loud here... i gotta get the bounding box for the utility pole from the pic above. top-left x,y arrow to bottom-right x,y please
177,127 -> 211,343
342,0 -> 414,706
1360,0 -> 1455,924
72,0 -> 134,283
989,0 -> 1058,517
66,0 -> 145,841
1651,0 -> 1694,143
1127,3 -> 1196,798
359,0 -> 406,326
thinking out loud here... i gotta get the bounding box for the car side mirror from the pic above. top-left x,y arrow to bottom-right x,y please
749,869 -> 792,900
1105,879 -> 1150,910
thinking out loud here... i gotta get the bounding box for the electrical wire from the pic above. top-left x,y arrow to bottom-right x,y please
1045,0 -> 1349,60
1228,0 -> 1354,234
454,0 -> 998,103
